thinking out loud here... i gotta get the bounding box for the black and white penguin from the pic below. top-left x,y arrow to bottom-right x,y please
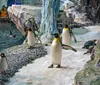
62,24 -> 77,45
48,33 -> 62,68
27,28 -> 36,48
0,53 -> 8,73
82,39 -> 97,49
62,24 -> 71,45
48,33 -> 77,68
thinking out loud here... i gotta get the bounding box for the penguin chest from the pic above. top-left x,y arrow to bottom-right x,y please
0,58 -> 8,71
62,29 -> 71,45
27,31 -> 36,46
51,40 -> 62,65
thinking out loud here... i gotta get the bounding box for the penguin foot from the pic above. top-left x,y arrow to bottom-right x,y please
28,46 -> 34,49
56,65 -> 61,68
84,52 -> 87,55
48,64 -> 53,68
82,46 -> 85,49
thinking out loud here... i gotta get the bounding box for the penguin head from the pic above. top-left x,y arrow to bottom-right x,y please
65,24 -> 68,28
64,24 -> 69,30
52,33 -> 59,38
28,28 -> 32,32
0,53 -> 6,58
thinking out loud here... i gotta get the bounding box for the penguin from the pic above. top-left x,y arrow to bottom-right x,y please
9,31 -> 16,38
62,24 -> 77,45
48,33 -> 77,68
48,33 -> 62,68
82,39 -> 97,49
0,53 -> 8,73
84,46 -> 94,54
84,45 -> 96,61
27,28 -> 36,48
62,24 -> 71,45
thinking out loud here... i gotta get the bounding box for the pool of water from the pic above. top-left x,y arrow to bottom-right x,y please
0,23 -> 25,51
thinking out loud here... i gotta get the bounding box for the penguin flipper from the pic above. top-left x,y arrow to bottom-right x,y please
62,44 -> 77,52
72,48 -> 77,52
70,31 -> 77,43
62,44 -> 72,50
84,52 -> 88,55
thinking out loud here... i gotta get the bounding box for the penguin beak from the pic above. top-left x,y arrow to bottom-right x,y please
51,33 -> 59,36
62,44 -> 77,52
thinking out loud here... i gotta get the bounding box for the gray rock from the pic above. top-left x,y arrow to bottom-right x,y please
0,44 -> 47,85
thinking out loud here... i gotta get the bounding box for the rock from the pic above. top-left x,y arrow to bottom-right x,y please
21,0 -> 42,6
0,0 -> 7,9
91,47 -> 96,61
7,5 -> 42,35
40,34 -> 53,44
0,44 -> 47,84
96,59 -> 100,67
74,40 -> 100,85
40,0 -> 60,43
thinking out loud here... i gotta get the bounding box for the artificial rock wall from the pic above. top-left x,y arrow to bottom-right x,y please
20,0 -> 42,6
74,40 -> 100,85
7,0 -> 62,44
40,0 -> 60,44
7,5 -> 42,36
0,0 -> 7,9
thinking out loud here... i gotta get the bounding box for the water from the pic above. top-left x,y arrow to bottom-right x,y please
0,22 -> 25,51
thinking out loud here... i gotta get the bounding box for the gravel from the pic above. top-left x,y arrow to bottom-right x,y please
0,44 -> 47,85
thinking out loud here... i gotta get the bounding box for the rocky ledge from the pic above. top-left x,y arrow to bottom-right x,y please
74,40 -> 100,85
0,44 -> 47,85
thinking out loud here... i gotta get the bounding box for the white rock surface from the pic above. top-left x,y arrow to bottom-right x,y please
6,26 -> 100,85
76,25 -> 100,41
8,5 -> 41,18
6,42 -> 90,85
7,5 -> 42,30
61,0 -> 92,24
